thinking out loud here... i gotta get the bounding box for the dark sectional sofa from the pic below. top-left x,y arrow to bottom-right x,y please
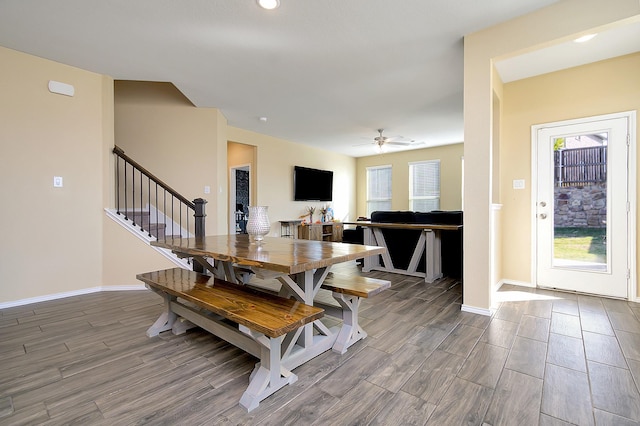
343,210 -> 463,279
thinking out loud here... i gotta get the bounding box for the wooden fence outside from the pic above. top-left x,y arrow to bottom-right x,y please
554,146 -> 607,187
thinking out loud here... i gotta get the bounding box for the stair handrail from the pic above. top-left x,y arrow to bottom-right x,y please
113,146 -> 195,209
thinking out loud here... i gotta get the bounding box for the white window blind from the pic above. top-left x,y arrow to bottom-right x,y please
409,160 -> 440,212
366,165 -> 392,216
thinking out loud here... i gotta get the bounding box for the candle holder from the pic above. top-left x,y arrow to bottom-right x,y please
246,206 -> 270,242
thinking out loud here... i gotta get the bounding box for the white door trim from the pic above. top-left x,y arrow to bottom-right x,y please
530,111 -> 637,301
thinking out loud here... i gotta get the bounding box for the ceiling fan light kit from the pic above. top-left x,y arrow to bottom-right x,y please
352,129 -> 426,153
368,128 -> 425,153
375,141 -> 388,153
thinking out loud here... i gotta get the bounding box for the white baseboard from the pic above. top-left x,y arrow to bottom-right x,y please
0,285 -> 149,309
461,304 -> 493,316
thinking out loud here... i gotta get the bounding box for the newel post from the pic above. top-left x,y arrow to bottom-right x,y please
194,198 -> 207,239
193,198 -> 207,273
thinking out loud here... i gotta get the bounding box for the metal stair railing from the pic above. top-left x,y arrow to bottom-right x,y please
112,146 -> 206,242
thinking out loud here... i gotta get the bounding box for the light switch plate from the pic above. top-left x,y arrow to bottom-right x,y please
204,186 -> 211,194
513,179 -> 525,189
53,176 -> 63,187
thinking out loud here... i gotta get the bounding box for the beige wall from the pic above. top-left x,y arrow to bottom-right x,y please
0,46 -> 109,303
0,52 -> 356,304
113,81 -> 228,236
228,142 -> 256,171
227,127 -> 357,233
464,0 -> 640,310
355,143 -> 464,217
106,82 -> 223,286
102,218 -> 176,286
501,53 -> 640,297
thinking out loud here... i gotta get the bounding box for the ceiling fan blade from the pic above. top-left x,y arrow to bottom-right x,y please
385,141 -> 412,146
388,139 -> 427,146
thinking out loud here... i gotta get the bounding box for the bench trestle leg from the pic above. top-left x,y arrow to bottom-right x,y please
331,293 -> 366,354
146,289 -> 177,337
239,332 -> 296,412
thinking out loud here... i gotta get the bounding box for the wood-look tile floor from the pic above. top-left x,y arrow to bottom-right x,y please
1,263 -> 640,425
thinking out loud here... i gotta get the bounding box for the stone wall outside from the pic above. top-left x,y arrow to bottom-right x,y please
554,184 -> 606,228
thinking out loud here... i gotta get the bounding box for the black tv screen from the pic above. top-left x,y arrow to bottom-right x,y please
293,166 -> 333,201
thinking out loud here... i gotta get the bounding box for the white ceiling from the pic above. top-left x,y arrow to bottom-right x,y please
495,20 -> 640,83
2,1 -> 635,158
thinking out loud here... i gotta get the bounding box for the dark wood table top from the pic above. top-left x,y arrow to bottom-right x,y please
151,234 -> 386,275
343,221 -> 462,231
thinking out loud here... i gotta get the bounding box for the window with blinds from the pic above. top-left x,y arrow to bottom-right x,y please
366,165 -> 392,216
409,160 -> 440,212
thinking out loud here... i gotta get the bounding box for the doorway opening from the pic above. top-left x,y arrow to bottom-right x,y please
230,165 -> 250,234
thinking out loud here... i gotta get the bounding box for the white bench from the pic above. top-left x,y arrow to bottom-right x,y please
316,274 -> 391,354
137,267 -> 324,412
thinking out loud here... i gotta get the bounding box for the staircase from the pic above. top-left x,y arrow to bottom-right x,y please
110,146 -> 208,271
120,210 -> 184,240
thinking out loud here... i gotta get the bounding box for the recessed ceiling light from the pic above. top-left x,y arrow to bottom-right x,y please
574,34 -> 597,43
258,0 -> 280,10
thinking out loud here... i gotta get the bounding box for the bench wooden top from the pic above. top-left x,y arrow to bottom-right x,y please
137,268 -> 324,338
321,274 -> 391,298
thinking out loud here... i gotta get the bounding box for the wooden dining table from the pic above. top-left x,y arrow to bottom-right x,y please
151,234 -> 386,369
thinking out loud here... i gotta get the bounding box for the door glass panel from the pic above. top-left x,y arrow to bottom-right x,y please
552,132 -> 608,271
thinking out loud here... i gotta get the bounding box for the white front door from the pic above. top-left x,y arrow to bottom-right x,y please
534,113 -> 632,298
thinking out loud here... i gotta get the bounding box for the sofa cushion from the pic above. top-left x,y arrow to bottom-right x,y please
370,211 -> 416,223
370,211 -> 420,270
342,227 -> 364,244
414,210 -> 462,225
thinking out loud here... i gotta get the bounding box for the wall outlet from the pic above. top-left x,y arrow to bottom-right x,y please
204,185 -> 211,194
53,176 -> 63,187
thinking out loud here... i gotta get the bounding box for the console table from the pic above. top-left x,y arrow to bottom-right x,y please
297,222 -> 343,242
343,221 -> 461,282
278,220 -> 302,238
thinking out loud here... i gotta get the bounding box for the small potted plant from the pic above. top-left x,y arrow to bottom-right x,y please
320,206 -> 328,223
306,206 -> 315,223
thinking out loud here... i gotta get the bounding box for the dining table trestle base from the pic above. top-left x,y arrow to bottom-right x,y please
145,235 -> 388,410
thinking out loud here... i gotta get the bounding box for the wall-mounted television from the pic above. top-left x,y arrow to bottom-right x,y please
293,166 -> 333,201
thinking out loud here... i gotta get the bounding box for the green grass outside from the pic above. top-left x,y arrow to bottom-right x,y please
554,227 -> 606,263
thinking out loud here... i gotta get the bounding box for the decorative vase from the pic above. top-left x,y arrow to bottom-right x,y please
246,206 -> 270,242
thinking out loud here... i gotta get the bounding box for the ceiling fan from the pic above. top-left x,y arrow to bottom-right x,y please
366,129 -> 424,153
